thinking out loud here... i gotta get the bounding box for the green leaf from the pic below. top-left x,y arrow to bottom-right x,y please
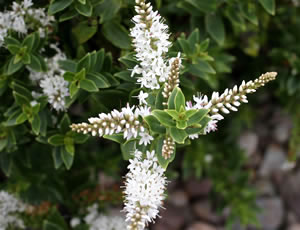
60,147 -> 74,170
95,0 -> 121,23
152,110 -> 176,127
185,0 -> 218,13
59,60 -> 77,72
0,138 -> 8,152
155,86 -> 165,110
13,91 -> 30,105
155,136 -> 176,169
121,140 -> 136,160
114,70 -> 136,83
48,134 -> 65,146
0,154 -> 12,176
32,115 -> 41,135
144,115 -> 166,134
48,0 -> 74,15
196,59 -> 216,74
165,110 -> 180,121
187,109 -> 209,126
7,45 -> 20,54
240,2 -> 258,25
22,33 -> 35,52
92,49 -> 105,72
72,132 -> 89,144
258,0 -> 275,15
59,9 -> 78,22
75,68 -> 86,81
75,1 -> 92,16
59,114 -> 71,133
69,81 -> 79,98
12,82 -> 32,99
4,37 -> 21,46
169,127 -> 188,144
64,137 -> 74,156
168,87 -> 179,110
102,21 -> 131,49
28,54 -> 43,72
185,109 -> 198,118
187,29 -> 200,47
7,57 -> 23,75
16,113 -> 27,124
22,53 -> 31,65
103,133 -> 125,144
72,20 -> 98,44
52,147 -> 63,170
79,79 -> 99,92
205,13 -> 225,46
198,116 -> 211,134
176,120 -> 187,129
174,88 -> 185,112
5,109 -> 22,126
43,220 -> 64,230
86,72 -> 111,88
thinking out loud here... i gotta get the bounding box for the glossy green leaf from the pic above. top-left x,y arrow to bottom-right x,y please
64,137 -> 74,156
7,57 -> 23,75
32,115 -> 41,135
174,87 -> 185,112
72,20 -> 98,44
169,127 -> 188,144
258,0 -> 275,15
52,147 -> 63,170
103,133 -> 125,144
187,109 -> 209,126
22,33 -> 35,52
59,114 -> 71,133
144,115 -> 166,134
102,21 -> 131,49
79,79 -> 99,92
48,134 -> 65,146
205,13 -> 225,46
75,1 -> 92,16
60,147 -> 74,170
48,0 -> 74,15
95,0 -> 121,23
86,72 -> 111,88
152,110 -> 176,127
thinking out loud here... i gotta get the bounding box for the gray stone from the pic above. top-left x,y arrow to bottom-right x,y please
255,197 -> 284,230
153,204 -> 185,230
238,131 -> 259,157
255,179 -> 275,196
185,179 -> 212,198
192,200 -> 221,224
259,144 -> 286,177
169,190 -> 189,207
288,224 -> 300,230
280,170 -> 300,220
185,222 -> 217,230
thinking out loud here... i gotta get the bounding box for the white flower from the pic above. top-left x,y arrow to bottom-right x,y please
130,0 -> 172,89
123,150 -> 167,230
139,132 -> 153,146
29,45 -> 69,112
40,75 -> 69,112
137,90 -> 149,105
0,191 -> 26,229
70,217 -> 81,228
82,203 -> 127,230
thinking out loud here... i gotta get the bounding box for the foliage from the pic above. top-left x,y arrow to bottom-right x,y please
0,0 -> 297,229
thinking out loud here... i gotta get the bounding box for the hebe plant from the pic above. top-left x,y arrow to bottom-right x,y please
0,0 -> 280,229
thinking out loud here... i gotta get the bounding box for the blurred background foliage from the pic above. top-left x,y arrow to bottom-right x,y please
0,0 -> 299,229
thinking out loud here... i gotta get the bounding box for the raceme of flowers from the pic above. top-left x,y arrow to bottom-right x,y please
71,104 -> 151,141
70,203 -> 127,230
130,0 -> 172,89
29,44 -> 70,112
0,190 -> 27,230
70,0 -> 277,229
123,150 -> 167,230
0,0 -> 54,46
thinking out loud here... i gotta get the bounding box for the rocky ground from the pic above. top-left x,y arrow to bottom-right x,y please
149,107 -> 299,230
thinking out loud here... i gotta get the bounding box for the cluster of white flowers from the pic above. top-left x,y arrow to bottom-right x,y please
70,204 -> 127,230
0,191 -> 26,230
71,104 -> 153,143
123,150 -> 167,230
0,0 -> 54,46
29,44 -> 69,112
130,0 -> 172,89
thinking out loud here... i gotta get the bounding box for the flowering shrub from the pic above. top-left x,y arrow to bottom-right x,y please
1,0 -> 297,229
